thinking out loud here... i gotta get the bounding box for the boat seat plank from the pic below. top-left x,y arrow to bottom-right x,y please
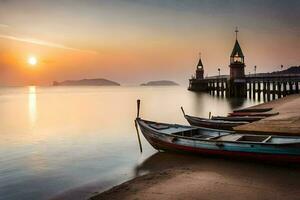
149,124 -> 169,130
263,136 -> 272,143
216,135 -> 242,141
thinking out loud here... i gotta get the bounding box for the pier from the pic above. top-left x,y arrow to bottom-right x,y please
234,94 -> 300,135
189,74 -> 300,100
188,28 -> 300,98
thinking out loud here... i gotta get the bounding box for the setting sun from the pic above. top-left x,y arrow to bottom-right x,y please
28,56 -> 37,66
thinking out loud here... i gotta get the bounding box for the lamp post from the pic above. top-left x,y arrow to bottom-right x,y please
218,68 -> 221,77
281,65 -> 283,71
254,65 -> 257,76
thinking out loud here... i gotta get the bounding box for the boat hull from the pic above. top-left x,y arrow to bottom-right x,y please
233,108 -> 272,113
228,112 -> 279,117
138,121 -> 300,163
211,116 -> 264,122
185,115 -> 247,131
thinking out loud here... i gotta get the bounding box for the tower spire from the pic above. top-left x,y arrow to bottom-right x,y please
195,52 -> 204,79
235,27 -> 239,40
229,27 -> 245,80
197,52 -> 203,68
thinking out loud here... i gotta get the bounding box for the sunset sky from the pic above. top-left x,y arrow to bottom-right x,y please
0,0 -> 299,86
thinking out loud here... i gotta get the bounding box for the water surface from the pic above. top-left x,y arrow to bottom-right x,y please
0,86 -> 261,200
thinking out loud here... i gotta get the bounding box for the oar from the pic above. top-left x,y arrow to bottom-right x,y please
135,99 -> 143,153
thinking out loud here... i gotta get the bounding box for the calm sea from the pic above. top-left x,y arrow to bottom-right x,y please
0,86 -> 261,200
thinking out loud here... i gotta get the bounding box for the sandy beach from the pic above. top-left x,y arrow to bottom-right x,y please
90,152 -> 300,200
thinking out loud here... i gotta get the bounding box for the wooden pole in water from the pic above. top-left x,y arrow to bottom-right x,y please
136,99 -> 141,118
134,99 -> 143,153
181,106 -> 186,116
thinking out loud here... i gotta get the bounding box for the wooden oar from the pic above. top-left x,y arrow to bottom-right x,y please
135,99 -> 143,153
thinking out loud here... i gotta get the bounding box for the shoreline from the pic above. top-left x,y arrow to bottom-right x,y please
90,95 -> 300,200
90,152 -> 300,200
51,95 -> 300,200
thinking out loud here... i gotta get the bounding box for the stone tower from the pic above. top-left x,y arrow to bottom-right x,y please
229,28 -> 245,79
195,54 -> 204,80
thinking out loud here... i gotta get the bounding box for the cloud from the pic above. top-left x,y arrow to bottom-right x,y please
0,24 -> 9,28
0,34 -> 98,54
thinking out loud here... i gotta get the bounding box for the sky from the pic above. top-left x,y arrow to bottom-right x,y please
0,0 -> 299,86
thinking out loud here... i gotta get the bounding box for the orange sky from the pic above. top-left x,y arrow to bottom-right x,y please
0,0 -> 299,86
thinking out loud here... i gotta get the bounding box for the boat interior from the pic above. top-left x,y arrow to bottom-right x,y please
172,129 -> 229,139
172,129 -> 300,143
142,119 -> 300,144
141,121 -> 300,144
187,115 -> 248,124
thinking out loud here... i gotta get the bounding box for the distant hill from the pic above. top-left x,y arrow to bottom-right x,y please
53,78 -> 120,86
246,66 -> 300,78
271,66 -> 300,74
140,80 -> 179,86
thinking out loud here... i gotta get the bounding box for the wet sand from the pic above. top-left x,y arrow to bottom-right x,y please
234,94 -> 300,135
90,152 -> 300,200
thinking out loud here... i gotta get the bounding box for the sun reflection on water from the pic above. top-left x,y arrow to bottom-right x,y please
28,86 -> 37,125
0,86 -> 263,200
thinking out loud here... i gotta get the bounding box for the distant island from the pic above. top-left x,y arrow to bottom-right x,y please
140,80 -> 179,86
53,78 -> 120,86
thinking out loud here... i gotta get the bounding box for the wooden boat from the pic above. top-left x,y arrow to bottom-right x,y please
233,107 -> 272,113
211,116 -> 265,122
134,100 -> 300,163
181,107 -> 248,130
228,112 -> 279,117
136,118 -> 300,163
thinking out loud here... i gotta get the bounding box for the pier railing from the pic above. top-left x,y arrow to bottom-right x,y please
188,74 -> 300,99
